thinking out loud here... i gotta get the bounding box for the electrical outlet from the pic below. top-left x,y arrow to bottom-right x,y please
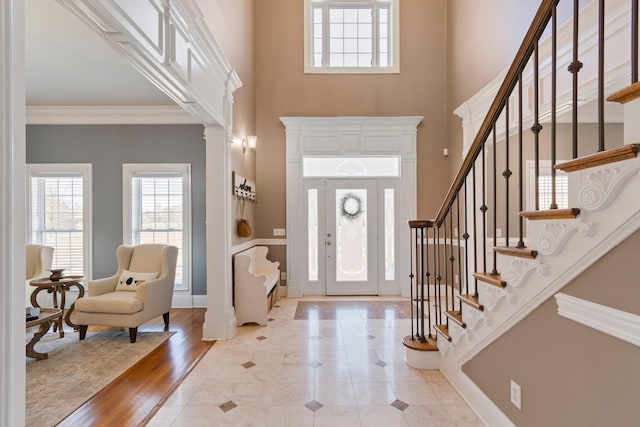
273,228 -> 286,236
454,274 -> 459,284
281,272 -> 287,281
496,228 -> 503,238
510,380 -> 522,410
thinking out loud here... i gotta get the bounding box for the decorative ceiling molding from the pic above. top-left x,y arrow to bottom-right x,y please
26,105 -> 201,125
56,0 -> 241,126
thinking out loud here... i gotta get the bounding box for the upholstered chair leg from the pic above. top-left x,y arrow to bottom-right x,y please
129,327 -> 137,343
79,325 -> 88,340
163,312 -> 170,327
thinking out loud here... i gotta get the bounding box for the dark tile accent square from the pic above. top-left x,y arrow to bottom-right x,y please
391,399 -> 409,411
268,318 -> 275,322
242,361 -> 256,369
256,335 -> 267,341
305,400 -> 323,412
274,305 -> 281,308
375,360 -> 387,367
219,400 -> 237,412
367,334 -> 376,340
307,360 -> 323,368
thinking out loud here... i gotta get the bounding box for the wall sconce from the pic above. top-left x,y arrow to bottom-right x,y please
242,135 -> 257,154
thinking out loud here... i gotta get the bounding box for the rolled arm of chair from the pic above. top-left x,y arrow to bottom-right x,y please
88,275 -> 118,296
135,275 -> 173,318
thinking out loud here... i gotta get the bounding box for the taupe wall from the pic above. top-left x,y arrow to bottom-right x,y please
200,0 -> 257,246
255,0 -> 449,233
464,229 -> 640,427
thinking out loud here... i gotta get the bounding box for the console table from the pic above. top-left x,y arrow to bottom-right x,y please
26,308 -> 62,360
29,276 -> 85,337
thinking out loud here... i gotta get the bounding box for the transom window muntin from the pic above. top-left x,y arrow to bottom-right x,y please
305,0 -> 399,73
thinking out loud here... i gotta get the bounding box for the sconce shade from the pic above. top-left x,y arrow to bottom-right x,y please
247,135 -> 257,150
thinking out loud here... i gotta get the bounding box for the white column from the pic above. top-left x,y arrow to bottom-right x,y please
202,125 -> 236,340
0,0 -> 26,425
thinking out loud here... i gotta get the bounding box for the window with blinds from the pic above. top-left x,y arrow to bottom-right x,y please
27,164 -> 92,278
123,164 -> 191,291
526,160 -> 569,211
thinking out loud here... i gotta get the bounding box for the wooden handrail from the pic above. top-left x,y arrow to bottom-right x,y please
433,0 -> 560,226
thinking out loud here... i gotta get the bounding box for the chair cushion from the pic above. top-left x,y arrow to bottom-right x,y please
74,291 -> 143,314
115,269 -> 158,291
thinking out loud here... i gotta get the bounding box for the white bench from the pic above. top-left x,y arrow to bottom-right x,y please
234,246 -> 280,326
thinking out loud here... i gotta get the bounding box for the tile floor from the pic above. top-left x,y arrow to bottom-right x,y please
148,297 -> 482,427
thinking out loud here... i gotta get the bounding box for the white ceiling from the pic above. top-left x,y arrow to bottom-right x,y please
25,0 -> 175,107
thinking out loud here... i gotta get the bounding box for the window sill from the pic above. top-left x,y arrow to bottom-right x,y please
304,65 -> 400,74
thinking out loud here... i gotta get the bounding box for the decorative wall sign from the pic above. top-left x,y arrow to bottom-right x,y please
233,172 -> 256,202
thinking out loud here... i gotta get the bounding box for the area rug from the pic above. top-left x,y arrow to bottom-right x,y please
26,329 -> 174,427
294,300 -> 414,320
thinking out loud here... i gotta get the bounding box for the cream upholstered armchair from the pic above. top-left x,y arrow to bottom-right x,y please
26,244 -> 54,306
74,244 -> 178,343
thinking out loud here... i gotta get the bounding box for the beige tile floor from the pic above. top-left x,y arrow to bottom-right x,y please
148,297 -> 482,427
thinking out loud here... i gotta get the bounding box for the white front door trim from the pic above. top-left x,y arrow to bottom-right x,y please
281,116 -> 422,298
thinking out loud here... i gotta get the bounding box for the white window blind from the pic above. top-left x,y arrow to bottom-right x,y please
526,160 -> 569,211
123,164 -> 191,291
27,164 -> 92,278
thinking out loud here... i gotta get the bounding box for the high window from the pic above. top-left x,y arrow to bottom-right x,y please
304,0 -> 399,73
123,164 -> 191,291
27,164 -> 92,278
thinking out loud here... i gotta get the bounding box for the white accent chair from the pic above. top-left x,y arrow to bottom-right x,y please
25,244 -> 54,307
74,244 -> 178,343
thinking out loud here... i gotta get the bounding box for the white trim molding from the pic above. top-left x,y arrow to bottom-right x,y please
56,0 -> 241,126
26,106 -> 200,125
281,116 -> 421,298
555,292 -> 640,347
231,238 -> 287,255
1,0 -> 27,424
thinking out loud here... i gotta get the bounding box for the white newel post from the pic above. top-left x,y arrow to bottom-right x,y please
202,125 -> 236,340
1,0 -> 26,425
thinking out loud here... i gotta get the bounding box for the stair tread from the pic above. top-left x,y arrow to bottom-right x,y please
434,324 -> 452,342
494,246 -> 538,259
520,208 -> 580,220
555,144 -> 640,172
473,272 -> 507,288
607,82 -> 640,104
402,335 -> 439,351
445,310 -> 466,328
457,294 -> 484,311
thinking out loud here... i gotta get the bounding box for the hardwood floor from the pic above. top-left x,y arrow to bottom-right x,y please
57,308 -> 214,427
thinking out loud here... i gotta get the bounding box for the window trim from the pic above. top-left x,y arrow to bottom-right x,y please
122,163 -> 192,292
304,0 -> 400,74
26,163 -> 93,280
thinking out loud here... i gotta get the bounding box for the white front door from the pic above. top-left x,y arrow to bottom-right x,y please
325,179 -> 378,295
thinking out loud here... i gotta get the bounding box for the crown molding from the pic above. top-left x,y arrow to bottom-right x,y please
26,105 -> 201,125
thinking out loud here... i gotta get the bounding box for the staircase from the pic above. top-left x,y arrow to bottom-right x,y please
403,0 -> 640,425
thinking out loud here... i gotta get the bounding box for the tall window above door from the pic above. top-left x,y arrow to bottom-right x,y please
27,164 -> 92,279
123,164 -> 191,291
304,0 -> 399,73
